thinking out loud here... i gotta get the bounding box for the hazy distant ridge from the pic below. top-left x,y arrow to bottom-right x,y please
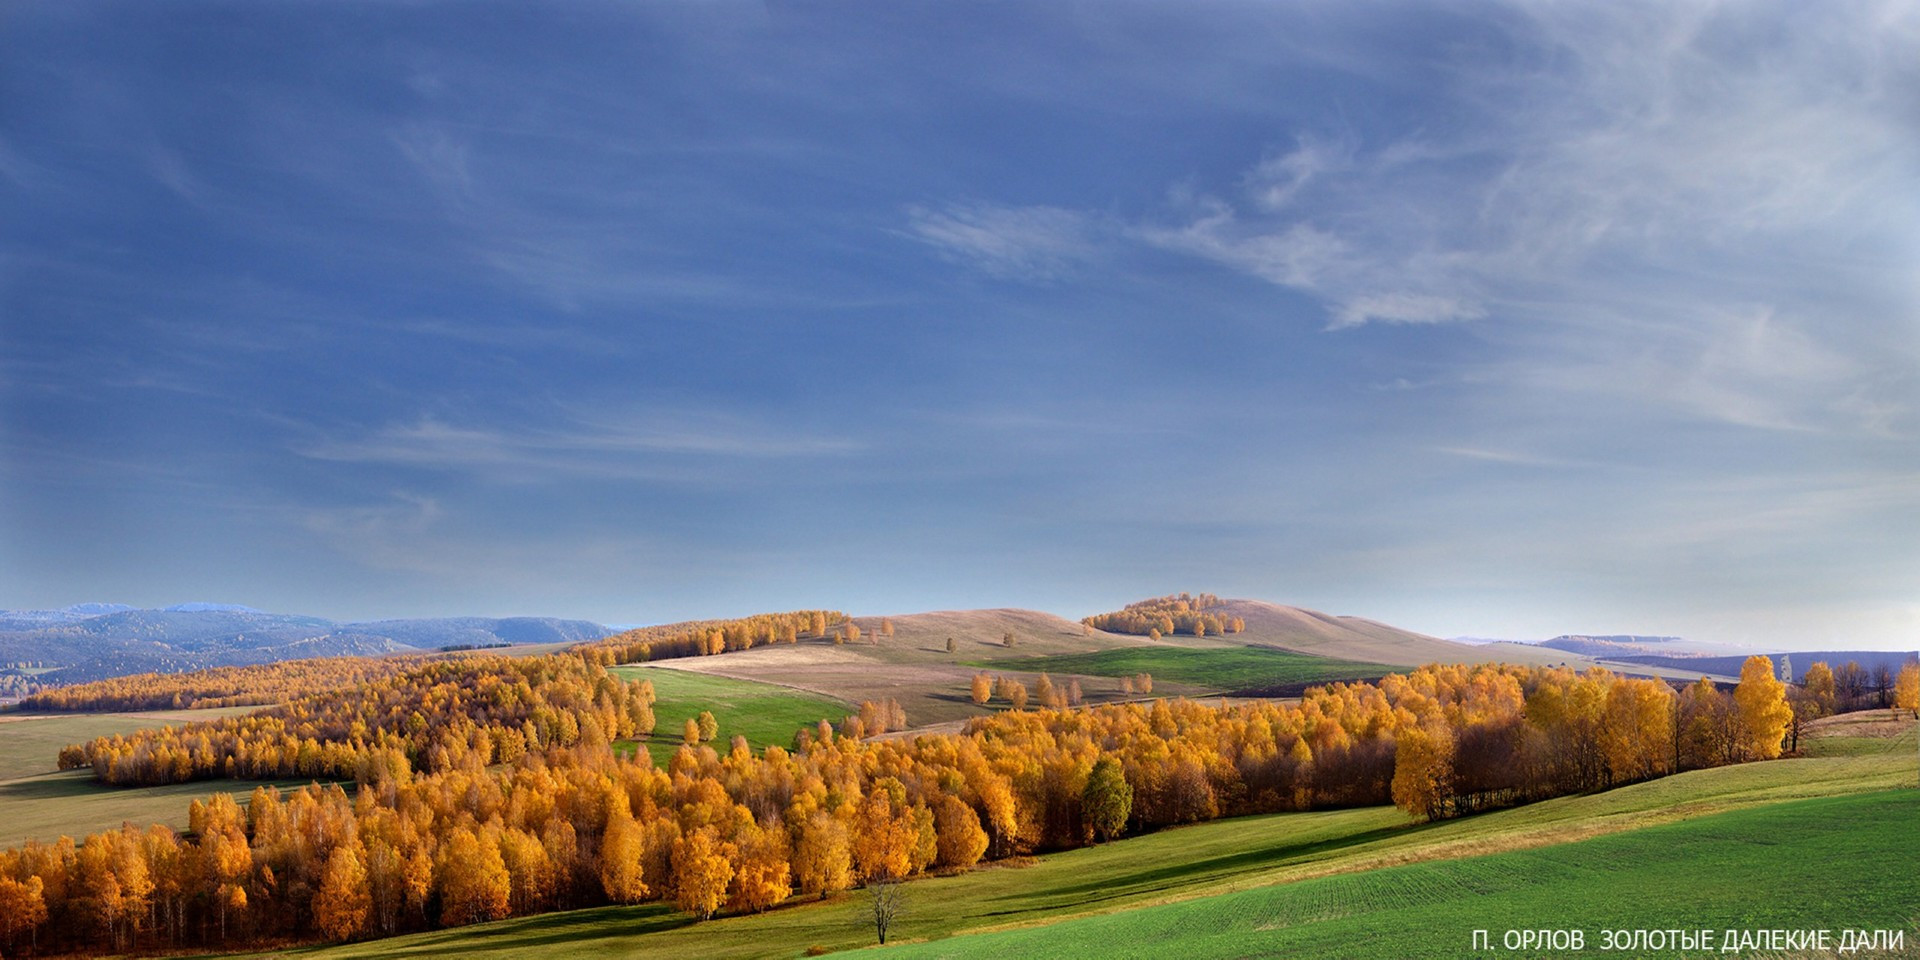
0,605 -> 612,686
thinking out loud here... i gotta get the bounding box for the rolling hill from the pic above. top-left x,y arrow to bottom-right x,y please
647,601 -> 1606,726
1192,599 -> 1583,669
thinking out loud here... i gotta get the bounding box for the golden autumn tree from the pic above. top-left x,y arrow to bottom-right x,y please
437,827 -> 510,926
1391,725 -> 1454,820
790,811 -> 852,897
852,779 -> 919,881
969,673 -> 992,705
315,843 -> 371,941
931,795 -> 987,870
1600,678 -> 1672,782
1894,662 -> 1919,716
696,710 -> 719,742
0,875 -> 47,950
671,828 -> 735,920
598,810 -> 649,904
725,821 -> 791,913
1733,655 -> 1793,760
683,718 -> 701,746
1802,661 -> 1836,717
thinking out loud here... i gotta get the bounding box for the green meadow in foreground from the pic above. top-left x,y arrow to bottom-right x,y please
867,788 -> 1919,960
608,665 -> 851,765
974,646 -> 1393,691
261,721 -> 1915,960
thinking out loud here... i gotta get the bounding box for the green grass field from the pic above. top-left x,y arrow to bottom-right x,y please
609,666 -> 852,765
868,788 -> 1920,959
0,771 -> 324,848
0,706 -> 308,847
973,646 -> 1393,692
262,717 -> 1916,960
0,706 -> 258,781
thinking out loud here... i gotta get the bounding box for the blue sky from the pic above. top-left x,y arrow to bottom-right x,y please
2,2 -> 1915,649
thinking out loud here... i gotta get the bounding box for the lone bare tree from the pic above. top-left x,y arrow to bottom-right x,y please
867,876 -> 905,945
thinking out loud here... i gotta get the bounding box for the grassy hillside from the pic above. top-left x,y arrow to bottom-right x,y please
973,646 -> 1393,693
0,706 -> 261,780
604,602 -> 1695,729
1214,599 -> 1577,668
0,706 -> 308,847
656,604 -> 1460,726
258,716 -> 1915,960
652,609 -> 1172,726
610,665 -> 851,764
0,770 -> 321,849
868,788 -> 1919,959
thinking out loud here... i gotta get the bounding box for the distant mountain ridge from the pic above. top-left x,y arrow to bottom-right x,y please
1529,634 -> 1744,659
1614,650 -> 1919,682
0,604 -> 612,688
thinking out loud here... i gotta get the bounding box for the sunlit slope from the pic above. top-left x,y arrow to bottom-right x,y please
1213,599 -> 1568,667
865,788 -> 1919,960
658,608 -> 1170,724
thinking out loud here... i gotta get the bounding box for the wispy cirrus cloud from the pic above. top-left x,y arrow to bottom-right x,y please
901,202 -> 1100,282
916,1 -> 1920,438
296,410 -> 862,481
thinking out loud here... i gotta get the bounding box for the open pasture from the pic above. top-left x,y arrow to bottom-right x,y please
870,788 -> 1919,959
611,665 -> 853,765
0,705 -> 298,846
0,705 -> 259,780
975,646 -> 1394,693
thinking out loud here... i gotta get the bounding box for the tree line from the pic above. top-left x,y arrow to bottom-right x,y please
18,657 -> 423,712
58,656 -> 656,787
1795,658 -> 1919,717
575,611 -> 847,666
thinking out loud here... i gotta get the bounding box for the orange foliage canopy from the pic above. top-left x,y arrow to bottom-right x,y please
3,658 -> 1789,956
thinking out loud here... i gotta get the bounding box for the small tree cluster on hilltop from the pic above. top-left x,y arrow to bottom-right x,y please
1081,593 -> 1245,638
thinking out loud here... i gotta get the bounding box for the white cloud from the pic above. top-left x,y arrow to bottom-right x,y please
297,410 -> 861,481
1134,205 -> 1348,290
1112,1 -> 1920,434
902,202 -> 1098,281
1244,134 -> 1351,212
1333,293 -> 1485,330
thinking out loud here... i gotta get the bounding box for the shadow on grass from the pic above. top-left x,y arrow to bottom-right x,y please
274,905 -> 692,958
0,771 -> 102,800
982,819 -> 1435,917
